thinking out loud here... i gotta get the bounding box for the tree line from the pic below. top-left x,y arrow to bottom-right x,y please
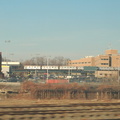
2,56 -> 70,66
22,56 -> 70,66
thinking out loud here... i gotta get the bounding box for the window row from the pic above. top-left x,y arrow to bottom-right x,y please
101,58 -> 109,60
70,62 -> 91,64
101,63 -> 109,65
99,73 -> 112,76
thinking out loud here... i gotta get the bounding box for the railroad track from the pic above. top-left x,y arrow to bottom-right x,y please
0,103 -> 120,120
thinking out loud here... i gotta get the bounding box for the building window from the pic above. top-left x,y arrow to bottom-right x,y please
101,59 -> 109,60
105,74 -> 107,76
109,74 -> 112,76
101,63 -> 108,65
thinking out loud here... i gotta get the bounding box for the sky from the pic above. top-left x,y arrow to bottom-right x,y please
0,0 -> 120,61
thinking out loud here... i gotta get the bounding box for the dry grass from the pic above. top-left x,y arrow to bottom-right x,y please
0,81 -> 120,106
0,98 -> 120,106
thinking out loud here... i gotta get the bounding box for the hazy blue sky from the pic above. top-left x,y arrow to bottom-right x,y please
0,0 -> 120,61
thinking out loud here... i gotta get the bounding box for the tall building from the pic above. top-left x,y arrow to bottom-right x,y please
0,52 -> 4,78
0,52 -> 2,73
68,49 -> 120,67
68,56 -> 95,67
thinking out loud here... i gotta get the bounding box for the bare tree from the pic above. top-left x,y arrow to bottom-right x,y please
22,56 -> 70,66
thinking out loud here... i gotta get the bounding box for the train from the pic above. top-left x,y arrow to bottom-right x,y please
24,65 -> 82,70
24,65 -> 119,71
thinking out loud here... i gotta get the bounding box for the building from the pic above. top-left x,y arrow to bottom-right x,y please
68,49 -> 120,67
0,52 -> 4,78
2,66 -> 10,77
68,56 -> 95,67
1,62 -> 20,77
95,70 -> 118,79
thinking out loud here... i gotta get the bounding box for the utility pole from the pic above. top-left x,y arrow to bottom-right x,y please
117,58 -> 120,85
46,56 -> 51,80
5,40 -> 11,65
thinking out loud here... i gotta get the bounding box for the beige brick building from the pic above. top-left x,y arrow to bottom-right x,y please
68,56 -> 95,67
68,49 -> 120,67
95,70 -> 118,78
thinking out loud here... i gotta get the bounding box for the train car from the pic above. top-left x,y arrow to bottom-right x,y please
114,67 -> 119,70
98,67 -> 118,71
24,65 -> 41,69
42,66 -> 59,70
107,67 -> 115,70
77,66 -> 84,70
59,66 -> 77,70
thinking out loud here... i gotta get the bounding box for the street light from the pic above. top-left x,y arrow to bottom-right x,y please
46,56 -> 51,80
9,53 -> 14,62
5,40 -> 11,65
67,60 -> 71,77
117,58 -> 120,84
35,54 -> 40,77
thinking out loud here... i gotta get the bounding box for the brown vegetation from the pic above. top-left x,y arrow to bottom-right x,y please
18,81 -> 120,100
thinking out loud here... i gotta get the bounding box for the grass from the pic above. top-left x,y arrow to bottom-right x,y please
0,98 -> 120,106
